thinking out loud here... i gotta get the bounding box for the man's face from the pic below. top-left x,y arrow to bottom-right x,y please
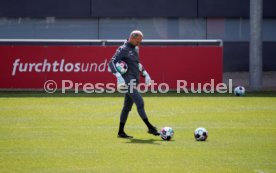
132,35 -> 143,46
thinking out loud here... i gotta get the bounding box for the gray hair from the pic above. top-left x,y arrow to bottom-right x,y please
130,30 -> 143,38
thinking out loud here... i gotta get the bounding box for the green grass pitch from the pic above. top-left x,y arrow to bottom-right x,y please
0,92 -> 276,173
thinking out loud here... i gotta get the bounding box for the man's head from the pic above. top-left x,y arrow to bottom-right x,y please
128,30 -> 143,46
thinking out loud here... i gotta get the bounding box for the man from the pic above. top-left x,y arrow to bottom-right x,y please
109,30 -> 160,138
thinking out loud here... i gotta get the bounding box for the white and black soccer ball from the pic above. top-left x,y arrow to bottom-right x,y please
161,127 -> 174,141
234,86 -> 245,96
194,127 -> 208,141
116,60 -> 128,74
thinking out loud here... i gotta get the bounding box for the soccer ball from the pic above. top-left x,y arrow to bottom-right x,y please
160,127 -> 174,141
116,61 -> 128,74
234,86 -> 245,96
194,127 -> 208,141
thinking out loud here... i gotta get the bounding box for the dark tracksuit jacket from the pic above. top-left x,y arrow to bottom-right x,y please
109,41 -> 145,84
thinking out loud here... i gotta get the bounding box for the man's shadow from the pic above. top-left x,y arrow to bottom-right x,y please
125,138 -> 163,145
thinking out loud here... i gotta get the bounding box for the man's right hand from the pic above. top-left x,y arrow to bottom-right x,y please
114,72 -> 126,88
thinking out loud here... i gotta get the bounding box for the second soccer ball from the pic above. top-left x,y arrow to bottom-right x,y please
160,127 -> 174,141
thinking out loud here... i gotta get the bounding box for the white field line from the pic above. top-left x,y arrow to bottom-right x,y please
1,126 -> 275,129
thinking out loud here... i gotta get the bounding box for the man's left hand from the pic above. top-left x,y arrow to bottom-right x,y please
143,71 -> 152,86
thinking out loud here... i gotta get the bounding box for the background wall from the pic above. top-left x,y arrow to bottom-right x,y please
0,0 -> 275,71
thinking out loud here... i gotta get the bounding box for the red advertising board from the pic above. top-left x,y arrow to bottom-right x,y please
0,46 -> 222,90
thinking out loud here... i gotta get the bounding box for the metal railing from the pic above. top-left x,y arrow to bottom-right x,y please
0,39 -> 223,46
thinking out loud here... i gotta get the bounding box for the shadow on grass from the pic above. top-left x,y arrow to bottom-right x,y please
0,91 -> 276,97
124,138 -> 163,145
